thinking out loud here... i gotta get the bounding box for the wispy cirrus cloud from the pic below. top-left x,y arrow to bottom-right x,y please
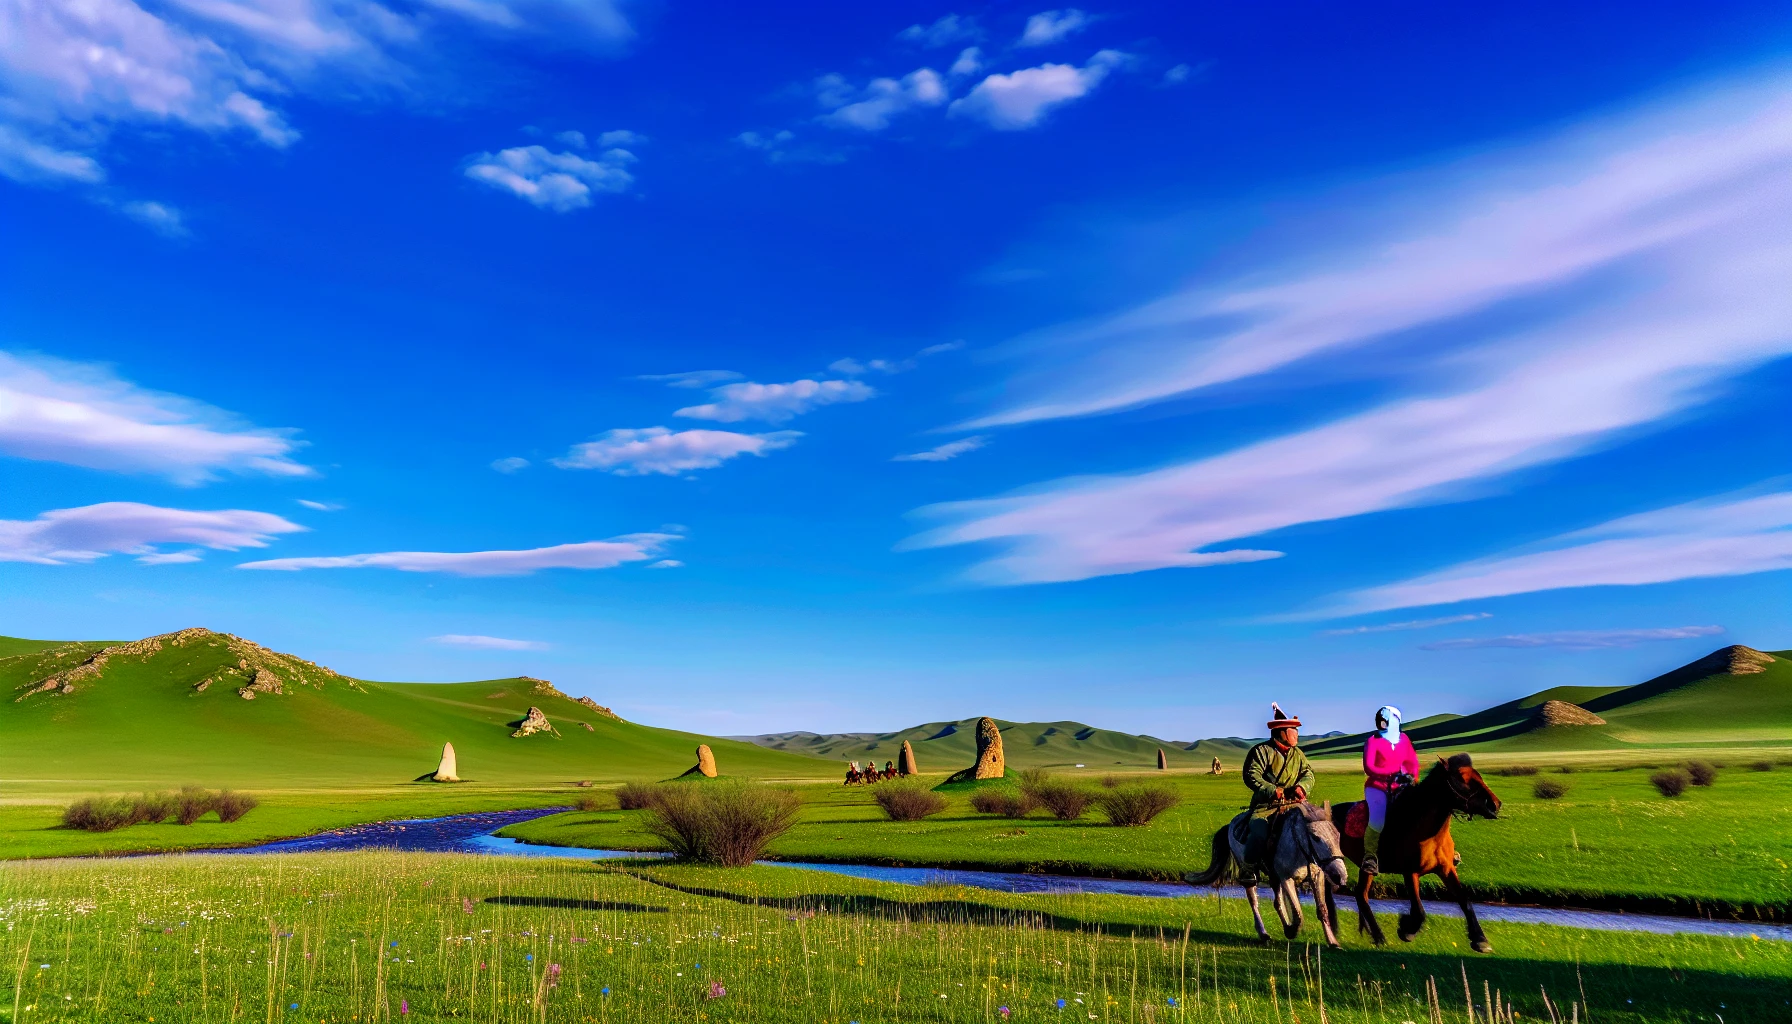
898,14 -> 981,48
1017,9 -> 1089,47
0,501 -> 304,565
949,50 -> 1126,130
1317,612 -> 1491,636
913,75 -> 1792,586
1421,625 -> 1724,651
637,370 -> 744,389
1339,489 -> 1792,615
430,634 -> 548,651
239,534 -> 675,576
894,436 -> 988,463
0,351 -> 310,483
464,141 -> 637,212
675,379 -> 875,424
552,427 -> 800,475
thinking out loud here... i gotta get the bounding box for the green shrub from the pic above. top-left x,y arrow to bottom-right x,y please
63,798 -> 135,832
1749,760 -> 1775,772
175,787 -> 213,825
615,782 -> 661,810
213,790 -> 258,823
129,792 -> 173,825
1496,765 -> 1539,777
643,781 -> 800,866
1685,761 -> 1717,787
1532,778 -> 1569,800
1094,784 -> 1180,826
969,789 -> 1034,818
573,793 -> 610,812
1650,770 -> 1690,798
1019,770 -> 1093,820
874,783 -> 949,822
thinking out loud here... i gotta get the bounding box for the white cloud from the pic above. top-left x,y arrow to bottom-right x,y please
296,499 -> 342,511
817,69 -> 947,132
430,634 -> 548,650
552,427 -> 800,476
894,436 -> 988,463
1317,613 -> 1491,636
597,129 -> 643,146
646,558 -> 683,569
239,533 -> 675,576
1163,63 -> 1192,85
950,47 -> 982,78
829,357 -> 911,376
913,75 -> 1792,585
1017,9 -> 1089,47
638,369 -> 744,389
120,200 -> 187,237
0,125 -> 103,183
949,51 -> 1122,130
555,130 -> 588,148
898,14 -> 980,48
0,350 -> 310,483
1421,625 -> 1725,652
675,379 -> 876,423
463,144 -> 636,212
490,456 -> 530,473
1340,490 -> 1792,615
0,501 -> 303,565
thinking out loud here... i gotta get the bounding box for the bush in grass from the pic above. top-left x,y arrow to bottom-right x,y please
1099,775 -> 1123,789
644,781 -> 800,866
130,792 -> 173,825
175,787 -> 213,825
1496,765 -> 1539,777
1650,769 -> 1690,798
1532,778 -> 1569,800
1749,760 -> 1775,772
63,798 -> 134,832
1019,770 -> 1093,821
1556,765 -> 1576,774
213,790 -> 258,823
1094,784 -> 1180,827
615,782 -> 660,810
874,782 -> 948,822
1685,761 -> 1718,787
573,793 -> 610,812
969,789 -> 1034,818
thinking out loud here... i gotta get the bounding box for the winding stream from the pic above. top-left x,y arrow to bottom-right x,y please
211,810 -> 1792,943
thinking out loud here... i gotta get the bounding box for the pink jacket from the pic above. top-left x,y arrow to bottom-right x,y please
1363,733 -> 1418,791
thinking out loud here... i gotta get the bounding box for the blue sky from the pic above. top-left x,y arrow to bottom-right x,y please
3,1 -> 1790,739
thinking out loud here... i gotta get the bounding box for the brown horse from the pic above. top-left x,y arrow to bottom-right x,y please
1328,753 -> 1502,953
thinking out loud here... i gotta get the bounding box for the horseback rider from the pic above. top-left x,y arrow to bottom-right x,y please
1361,705 -> 1418,874
1241,703 -> 1315,867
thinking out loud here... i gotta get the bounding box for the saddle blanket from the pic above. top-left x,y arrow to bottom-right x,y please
1343,801 -> 1368,839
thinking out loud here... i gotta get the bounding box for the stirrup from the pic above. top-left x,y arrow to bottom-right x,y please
1361,854 -> 1379,875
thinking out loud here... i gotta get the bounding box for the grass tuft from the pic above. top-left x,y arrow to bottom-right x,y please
1685,760 -> 1718,787
1532,778 -> 1569,800
1749,759 -> 1775,772
1094,784 -> 1180,826
969,789 -> 1035,818
615,781 -> 661,810
1496,764 -> 1539,776
1649,769 -> 1690,797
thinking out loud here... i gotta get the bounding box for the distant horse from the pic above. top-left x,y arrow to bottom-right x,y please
1330,753 -> 1502,953
1186,801 -> 1350,947
843,763 -> 867,786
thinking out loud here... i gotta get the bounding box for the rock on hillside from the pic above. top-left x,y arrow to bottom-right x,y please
511,707 -> 555,737
524,677 -> 623,721
1534,700 -> 1605,726
11,628 -> 360,702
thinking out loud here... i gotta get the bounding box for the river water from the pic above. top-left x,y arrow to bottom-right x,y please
210,809 -> 1792,943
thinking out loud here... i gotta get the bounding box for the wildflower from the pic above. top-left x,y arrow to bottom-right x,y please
1057,999 -> 1067,1009
1167,997 -> 1178,1006
526,954 -> 534,962
400,999 -> 409,1015
290,1004 -> 299,1010
548,964 -> 563,988
601,987 -> 611,996
707,980 -> 727,999
1000,1007 -> 1011,1018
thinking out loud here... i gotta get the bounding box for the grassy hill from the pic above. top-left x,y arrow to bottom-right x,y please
734,718 -> 1264,771
1305,644 -> 1791,757
0,628 -> 835,789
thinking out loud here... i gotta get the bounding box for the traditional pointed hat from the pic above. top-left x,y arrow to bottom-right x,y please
1267,702 -> 1302,730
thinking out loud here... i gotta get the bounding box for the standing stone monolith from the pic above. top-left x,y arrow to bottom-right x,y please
1156,747 -> 1168,770
972,717 -> 1005,779
695,744 -> 718,777
433,742 -> 460,782
898,740 -> 918,776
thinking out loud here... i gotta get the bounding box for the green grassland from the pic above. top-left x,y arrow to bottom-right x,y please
501,765 -> 1792,916
737,720 -> 1256,771
0,629 -> 833,789
0,852 -> 1785,1024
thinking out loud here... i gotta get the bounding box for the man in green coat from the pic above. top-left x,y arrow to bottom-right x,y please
1240,703 -> 1315,867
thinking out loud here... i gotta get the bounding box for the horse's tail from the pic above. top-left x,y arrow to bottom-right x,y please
1184,825 -> 1237,887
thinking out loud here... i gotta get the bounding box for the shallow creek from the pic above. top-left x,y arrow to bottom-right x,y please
208,809 -> 1791,943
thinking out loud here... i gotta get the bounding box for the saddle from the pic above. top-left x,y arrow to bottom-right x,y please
1344,800 -> 1368,839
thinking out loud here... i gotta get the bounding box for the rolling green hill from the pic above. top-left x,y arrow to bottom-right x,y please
1304,644 -> 1791,757
734,719 -> 1263,771
0,628 -> 835,789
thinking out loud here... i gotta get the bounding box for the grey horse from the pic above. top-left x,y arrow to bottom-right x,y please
1185,801 -> 1351,947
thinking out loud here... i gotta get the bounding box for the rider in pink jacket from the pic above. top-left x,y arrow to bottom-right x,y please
1361,705 -> 1418,874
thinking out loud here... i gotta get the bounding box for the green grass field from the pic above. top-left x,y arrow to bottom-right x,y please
0,852 -> 1785,1024
500,765 -> 1792,916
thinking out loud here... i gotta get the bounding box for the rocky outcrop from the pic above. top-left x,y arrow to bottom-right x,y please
580,721 -> 594,731
1534,700 -> 1606,726
15,627 -> 361,702
574,695 -> 621,721
898,740 -> 918,776
511,707 -> 555,737
679,744 -> 718,778
972,717 -> 1005,779
1156,747 -> 1168,770
433,742 -> 460,782
193,678 -> 211,692
237,668 -> 283,700
523,676 -> 622,721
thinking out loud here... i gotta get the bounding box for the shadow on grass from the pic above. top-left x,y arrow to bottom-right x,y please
483,895 -> 668,913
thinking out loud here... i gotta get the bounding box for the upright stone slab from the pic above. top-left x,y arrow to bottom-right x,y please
972,717 -> 1005,780
433,742 -> 460,782
695,744 -> 718,778
898,740 -> 918,776
1156,747 -> 1168,770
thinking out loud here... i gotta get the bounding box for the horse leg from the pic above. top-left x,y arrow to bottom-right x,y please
1443,868 -> 1493,953
1353,869 -> 1386,945
1312,873 -> 1340,949
1243,877 -> 1272,941
1397,873 -> 1426,942
1277,875 -> 1303,940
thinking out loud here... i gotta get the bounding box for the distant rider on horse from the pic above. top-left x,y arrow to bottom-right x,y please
1361,705 -> 1418,874
1241,703 -> 1315,866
